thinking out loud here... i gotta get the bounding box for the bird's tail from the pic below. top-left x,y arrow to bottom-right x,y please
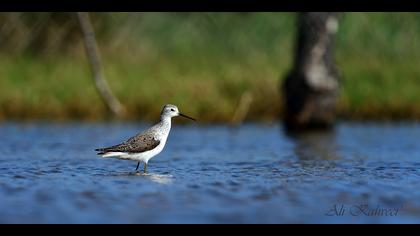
95,148 -> 107,155
95,148 -> 126,158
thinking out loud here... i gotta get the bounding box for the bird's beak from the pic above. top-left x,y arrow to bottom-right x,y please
178,113 -> 196,121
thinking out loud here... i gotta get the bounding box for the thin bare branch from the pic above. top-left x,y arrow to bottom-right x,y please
77,12 -> 126,118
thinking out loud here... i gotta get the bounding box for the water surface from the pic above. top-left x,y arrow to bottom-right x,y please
0,122 -> 419,223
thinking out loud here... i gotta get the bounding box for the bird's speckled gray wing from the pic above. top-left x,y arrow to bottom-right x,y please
95,129 -> 160,154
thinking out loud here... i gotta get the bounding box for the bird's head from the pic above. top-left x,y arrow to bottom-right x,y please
161,104 -> 195,121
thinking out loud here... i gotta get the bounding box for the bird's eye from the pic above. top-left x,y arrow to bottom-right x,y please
171,109 -> 175,112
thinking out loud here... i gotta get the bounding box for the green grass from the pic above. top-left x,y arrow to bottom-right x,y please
0,13 -> 419,122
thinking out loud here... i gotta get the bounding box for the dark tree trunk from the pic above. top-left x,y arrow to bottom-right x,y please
282,12 -> 341,132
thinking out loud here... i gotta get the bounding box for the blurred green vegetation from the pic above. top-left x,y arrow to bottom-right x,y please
0,12 -> 419,122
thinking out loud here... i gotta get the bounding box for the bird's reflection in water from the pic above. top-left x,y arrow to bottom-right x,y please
145,173 -> 174,184
131,172 -> 174,184
284,127 -> 340,161
105,172 -> 174,184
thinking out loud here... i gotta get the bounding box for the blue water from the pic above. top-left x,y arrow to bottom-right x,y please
0,122 -> 420,223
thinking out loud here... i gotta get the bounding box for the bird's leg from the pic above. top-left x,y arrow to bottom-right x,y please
135,162 -> 140,173
144,163 -> 148,174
